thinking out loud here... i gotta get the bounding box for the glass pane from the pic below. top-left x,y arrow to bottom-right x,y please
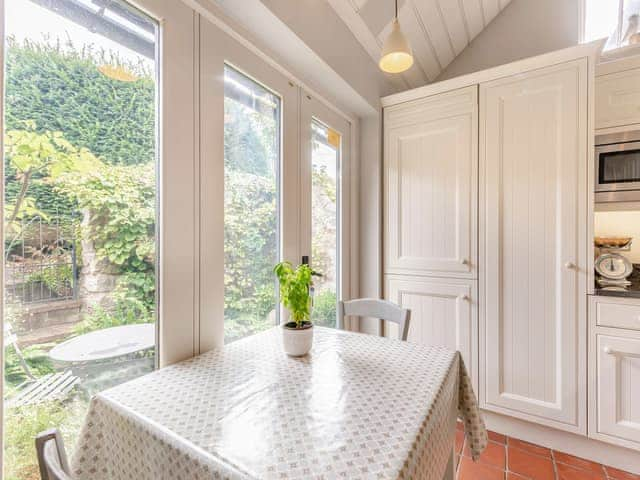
584,0 -> 640,50
584,0 -> 620,47
599,150 -> 640,183
310,120 -> 340,328
223,66 -> 280,343
620,0 -> 640,48
3,0 -> 158,477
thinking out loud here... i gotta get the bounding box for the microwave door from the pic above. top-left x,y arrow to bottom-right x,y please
595,141 -> 640,193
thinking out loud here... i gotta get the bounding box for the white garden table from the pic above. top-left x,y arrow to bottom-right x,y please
49,323 -> 155,363
71,327 -> 486,480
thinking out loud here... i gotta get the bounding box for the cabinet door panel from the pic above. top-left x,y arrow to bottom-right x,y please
480,59 -> 588,433
384,86 -> 477,278
596,335 -> 640,446
385,276 -> 477,390
595,69 -> 640,130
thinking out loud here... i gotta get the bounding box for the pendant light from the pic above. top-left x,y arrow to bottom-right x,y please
379,0 -> 414,74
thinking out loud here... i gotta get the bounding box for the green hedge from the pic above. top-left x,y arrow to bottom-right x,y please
5,39 -> 155,166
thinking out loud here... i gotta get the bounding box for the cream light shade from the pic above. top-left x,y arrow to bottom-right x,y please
379,19 -> 414,73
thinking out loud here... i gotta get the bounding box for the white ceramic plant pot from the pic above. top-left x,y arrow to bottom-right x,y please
281,323 -> 314,356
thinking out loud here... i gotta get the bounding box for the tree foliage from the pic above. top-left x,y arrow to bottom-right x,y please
53,157 -> 156,316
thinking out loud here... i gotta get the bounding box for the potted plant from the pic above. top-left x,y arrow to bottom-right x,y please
274,261 -> 315,356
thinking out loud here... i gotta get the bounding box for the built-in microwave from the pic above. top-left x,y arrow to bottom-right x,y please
595,130 -> 640,203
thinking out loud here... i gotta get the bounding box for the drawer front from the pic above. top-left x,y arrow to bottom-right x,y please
595,335 -> 640,445
595,299 -> 640,331
596,68 -> 640,129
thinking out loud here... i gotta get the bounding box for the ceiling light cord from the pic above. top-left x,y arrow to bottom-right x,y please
395,0 -> 398,20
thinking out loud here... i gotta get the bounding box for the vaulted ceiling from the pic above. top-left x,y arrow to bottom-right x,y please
326,0 -> 514,89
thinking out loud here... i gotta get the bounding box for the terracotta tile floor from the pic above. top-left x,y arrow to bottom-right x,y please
454,423 -> 640,480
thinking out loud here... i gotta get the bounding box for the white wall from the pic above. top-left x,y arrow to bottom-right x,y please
437,0 -> 582,81
358,114 -> 383,335
595,210 -> 640,263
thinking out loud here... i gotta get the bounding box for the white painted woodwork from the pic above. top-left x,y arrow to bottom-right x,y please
326,0 -> 514,89
384,86 -> 477,279
595,68 -> 640,130
437,0 -> 470,56
385,275 -> 477,390
412,0 -> 455,68
479,59 -> 588,433
398,4 -> 441,82
594,296 -> 640,331
589,296 -> 640,452
481,0 -> 499,22
460,0 -> 485,39
595,334 -> 640,447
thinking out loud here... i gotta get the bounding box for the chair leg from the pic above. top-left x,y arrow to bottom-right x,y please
13,341 -> 36,380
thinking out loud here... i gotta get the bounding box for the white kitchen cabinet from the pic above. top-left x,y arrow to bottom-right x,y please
384,86 -> 477,279
385,275 -> 477,390
594,333 -> 640,448
479,59 -> 588,433
589,296 -> 640,451
595,67 -> 640,130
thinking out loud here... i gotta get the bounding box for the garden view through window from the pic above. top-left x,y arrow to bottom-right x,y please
3,0 -> 158,478
223,65 -> 281,343
310,120 -> 340,328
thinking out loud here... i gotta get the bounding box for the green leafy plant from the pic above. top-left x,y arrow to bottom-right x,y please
274,262 -> 315,328
26,263 -> 73,297
310,289 -> 337,327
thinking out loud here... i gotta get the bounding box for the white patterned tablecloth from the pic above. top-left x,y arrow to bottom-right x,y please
71,327 -> 486,480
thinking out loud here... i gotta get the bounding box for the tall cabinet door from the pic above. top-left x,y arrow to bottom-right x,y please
384,86 -> 477,279
480,59 -> 588,433
386,276 -> 478,390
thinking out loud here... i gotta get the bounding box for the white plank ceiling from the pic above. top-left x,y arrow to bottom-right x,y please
326,0 -> 513,89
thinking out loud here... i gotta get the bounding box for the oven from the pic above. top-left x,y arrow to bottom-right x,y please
595,130 -> 640,203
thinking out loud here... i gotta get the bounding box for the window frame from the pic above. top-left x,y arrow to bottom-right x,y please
198,15 -> 300,349
300,93 -> 354,330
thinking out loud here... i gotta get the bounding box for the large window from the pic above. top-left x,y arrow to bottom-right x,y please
3,0 -> 158,477
584,0 -> 640,51
223,65 -> 281,343
310,120 -> 340,328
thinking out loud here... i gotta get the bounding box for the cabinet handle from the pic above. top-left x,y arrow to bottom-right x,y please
459,294 -> 470,301
460,258 -> 468,265
564,262 -> 576,270
603,346 -> 640,358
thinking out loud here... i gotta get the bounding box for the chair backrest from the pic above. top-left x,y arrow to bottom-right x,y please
339,298 -> 411,341
36,429 -> 72,480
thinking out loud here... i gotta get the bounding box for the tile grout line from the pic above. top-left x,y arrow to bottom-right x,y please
458,432 -> 639,480
550,449 -> 558,480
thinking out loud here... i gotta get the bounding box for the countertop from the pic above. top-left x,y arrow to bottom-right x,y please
594,264 -> 640,298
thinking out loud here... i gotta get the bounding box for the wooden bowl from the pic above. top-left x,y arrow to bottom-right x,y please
594,236 -> 632,248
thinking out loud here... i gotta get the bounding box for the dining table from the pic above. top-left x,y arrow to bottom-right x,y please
70,326 -> 487,480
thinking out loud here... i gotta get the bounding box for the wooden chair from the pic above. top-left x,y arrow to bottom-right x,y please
4,323 -> 79,408
338,298 -> 411,341
35,429 -> 72,480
